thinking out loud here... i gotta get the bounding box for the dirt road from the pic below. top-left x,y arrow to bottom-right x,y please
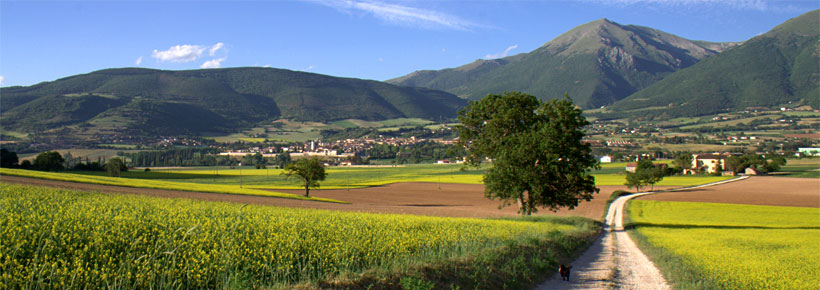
535,177 -> 750,290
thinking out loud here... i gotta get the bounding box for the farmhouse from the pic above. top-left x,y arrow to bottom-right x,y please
688,153 -> 729,174
600,155 -> 612,163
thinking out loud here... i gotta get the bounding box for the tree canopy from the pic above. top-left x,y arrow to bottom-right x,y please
456,92 -> 599,215
0,149 -> 19,168
283,156 -> 327,197
34,151 -> 64,172
104,157 -> 128,177
625,158 -> 665,192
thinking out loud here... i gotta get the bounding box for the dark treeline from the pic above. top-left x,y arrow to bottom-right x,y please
365,141 -> 465,164
124,148 -> 222,167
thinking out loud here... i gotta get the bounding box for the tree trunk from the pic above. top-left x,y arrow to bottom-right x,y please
304,180 -> 310,197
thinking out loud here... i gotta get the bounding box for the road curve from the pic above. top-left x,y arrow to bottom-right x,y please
535,176 -> 748,290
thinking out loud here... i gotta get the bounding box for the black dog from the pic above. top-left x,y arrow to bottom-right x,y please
559,264 -> 572,281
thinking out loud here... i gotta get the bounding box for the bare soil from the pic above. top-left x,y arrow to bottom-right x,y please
636,176 -> 819,208
0,175 -> 644,219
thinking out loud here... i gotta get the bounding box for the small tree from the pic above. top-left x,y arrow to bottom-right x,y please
283,156 -> 327,197
275,152 -> 292,169
104,157 -> 128,177
625,159 -> 664,191
672,153 -> 693,174
0,149 -> 19,168
34,151 -> 64,172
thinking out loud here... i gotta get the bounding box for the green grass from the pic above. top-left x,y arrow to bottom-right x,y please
776,158 -> 820,178
0,168 -> 343,203
0,183 -> 600,289
376,118 -> 433,127
627,200 -> 820,290
1,162 -> 730,196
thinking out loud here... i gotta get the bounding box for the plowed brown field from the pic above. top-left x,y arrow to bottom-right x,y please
0,175 -> 649,219
637,176 -> 819,207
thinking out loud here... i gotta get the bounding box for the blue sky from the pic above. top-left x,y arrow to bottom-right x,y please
1,0 -> 817,87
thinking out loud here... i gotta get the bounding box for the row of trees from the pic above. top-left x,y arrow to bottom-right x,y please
0,150 -> 128,177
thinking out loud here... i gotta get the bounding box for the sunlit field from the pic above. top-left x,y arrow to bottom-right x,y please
628,200 -> 820,290
1,163 -> 732,196
0,168 -> 343,203
0,183 -> 599,289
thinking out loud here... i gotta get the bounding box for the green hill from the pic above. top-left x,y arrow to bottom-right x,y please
388,18 -> 735,108
609,10 -> 819,118
0,67 -> 465,136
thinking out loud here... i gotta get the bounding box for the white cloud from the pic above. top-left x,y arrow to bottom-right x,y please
135,56 -> 143,65
152,45 -> 207,63
152,43 -> 226,63
580,0 -> 772,11
484,44 -> 518,59
311,0 -> 479,30
200,57 -> 226,69
209,42 -> 225,56
0,75 -> 4,85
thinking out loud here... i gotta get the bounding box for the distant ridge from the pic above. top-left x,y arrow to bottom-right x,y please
610,9 -> 820,118
0,67 -> 465,136
389,18 -> 736,108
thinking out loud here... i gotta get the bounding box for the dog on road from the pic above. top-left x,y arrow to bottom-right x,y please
559,264 -> 572,281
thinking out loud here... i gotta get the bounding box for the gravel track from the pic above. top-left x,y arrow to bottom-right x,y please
536,177 -> 752,290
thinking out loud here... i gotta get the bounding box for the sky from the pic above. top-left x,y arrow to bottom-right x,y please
1,0 -> 817,87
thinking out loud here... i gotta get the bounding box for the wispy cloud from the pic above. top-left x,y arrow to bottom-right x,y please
152,43 -> 226,63
310,0 -> 480,30
201,57 -> 227,69
209,42 -> 225,56
484,44 -> 518,59
580,0 -> 773,11
135,56 -> 143,65
0,75 -> 5,85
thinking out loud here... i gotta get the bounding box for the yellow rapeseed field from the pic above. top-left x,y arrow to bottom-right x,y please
0,183 -> 592,289
629,200 -> 820,290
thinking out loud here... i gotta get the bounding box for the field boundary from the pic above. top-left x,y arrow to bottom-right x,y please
0,168 -> 346,204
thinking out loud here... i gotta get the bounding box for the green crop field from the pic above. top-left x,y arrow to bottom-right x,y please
628,200 -> 820,290
0,183 -> 599,289
1,162 -> 731,196
776,159 -> 820,178
0,168 -> 342,203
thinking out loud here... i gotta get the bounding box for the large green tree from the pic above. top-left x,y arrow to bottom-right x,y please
457,92 -> 599,215
33,151 -> 64,172
283,156 -> 327,197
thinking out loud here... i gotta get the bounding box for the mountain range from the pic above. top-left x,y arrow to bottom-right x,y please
0,68 -> 465,136
609,9 -> 819,118
388,18 -> 737,108
1,10 -> 817,139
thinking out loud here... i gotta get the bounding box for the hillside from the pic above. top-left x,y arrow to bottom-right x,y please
0,67 -> 465,136
608,10 -> 819,118
388,18 -> 735,108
